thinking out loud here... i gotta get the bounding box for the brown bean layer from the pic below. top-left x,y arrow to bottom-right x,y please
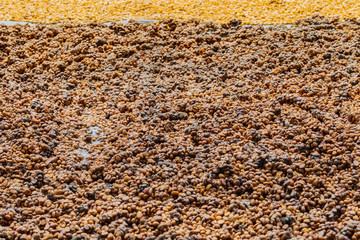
1,15 -> 360,240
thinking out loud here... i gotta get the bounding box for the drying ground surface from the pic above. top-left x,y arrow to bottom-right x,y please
0,0 -> 360,24
1,16 -> 360,239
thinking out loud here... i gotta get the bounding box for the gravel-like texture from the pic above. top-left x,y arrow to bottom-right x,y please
1,15 -> 360,239
0,0 -> 360,24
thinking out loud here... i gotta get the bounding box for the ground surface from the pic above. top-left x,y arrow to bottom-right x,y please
1,15 -> 360,239
0,0 -> 360,24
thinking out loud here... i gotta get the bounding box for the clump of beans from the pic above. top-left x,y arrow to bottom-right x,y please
1,15 -> 360,239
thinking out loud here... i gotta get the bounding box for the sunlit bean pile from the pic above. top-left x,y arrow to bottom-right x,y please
0,0 -> 360,24
1,15 -> 360,239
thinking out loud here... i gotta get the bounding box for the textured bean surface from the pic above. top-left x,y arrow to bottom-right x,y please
1,16 -> 360,239
0,0 -> 360,24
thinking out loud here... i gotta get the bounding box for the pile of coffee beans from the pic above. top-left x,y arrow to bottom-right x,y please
0,15 -> 360,239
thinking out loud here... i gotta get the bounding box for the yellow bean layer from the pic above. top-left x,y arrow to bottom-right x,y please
0,0 -> 359,24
